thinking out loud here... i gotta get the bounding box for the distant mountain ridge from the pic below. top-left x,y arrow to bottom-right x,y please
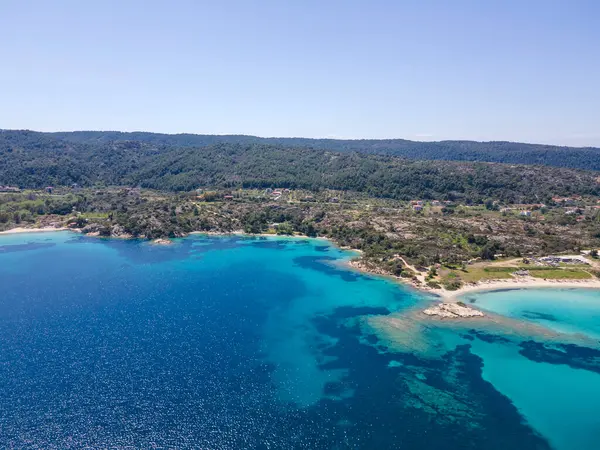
1,129 -> 599,203
45,130 -> 600,171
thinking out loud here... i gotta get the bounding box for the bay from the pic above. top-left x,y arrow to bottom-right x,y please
1,232 -> 598,449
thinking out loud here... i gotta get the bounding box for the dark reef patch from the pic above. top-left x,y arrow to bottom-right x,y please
521,310 -> 559,322
301,305 -> 552,450
519,341 -> 600,375
249,238 -> 290,250
468,329 -> 512,344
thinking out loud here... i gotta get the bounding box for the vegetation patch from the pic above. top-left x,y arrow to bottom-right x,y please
528,269 -> 592,280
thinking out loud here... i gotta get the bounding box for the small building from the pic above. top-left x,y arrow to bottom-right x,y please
431,200 -> 441,206
45,186 -> 54,194
413,204 -> 423,212
552,196 -> 575,205
224,195 -> 234,201
329,197 -> 339,203
520,210 -> 532,217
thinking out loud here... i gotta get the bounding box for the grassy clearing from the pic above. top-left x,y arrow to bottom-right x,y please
455,267 -> 515,283
528,269 -> 592,280
482,266 -> 519,273
444,263 -> 595,283
438,265 -> 515,284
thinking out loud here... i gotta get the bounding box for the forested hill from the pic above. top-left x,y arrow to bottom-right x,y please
1,130 -> 599,203
47,130 -> 600,171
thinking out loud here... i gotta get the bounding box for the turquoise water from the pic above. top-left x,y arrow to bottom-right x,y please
464,288 -> 600,340
457,288 -> 600,450
0,232 -> 599,449
469,338 -> 600,450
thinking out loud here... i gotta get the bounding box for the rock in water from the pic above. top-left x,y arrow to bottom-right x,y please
151,238 -> 173,245
422,302 -> 484,319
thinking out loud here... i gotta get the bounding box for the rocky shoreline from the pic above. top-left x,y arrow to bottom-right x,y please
4,226 -> 600,303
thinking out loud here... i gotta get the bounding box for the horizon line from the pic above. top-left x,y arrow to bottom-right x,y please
1,127 -> 599,150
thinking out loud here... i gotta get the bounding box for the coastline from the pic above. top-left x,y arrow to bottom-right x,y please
436,278 -> 600,301
189,230 -> 362,252
2,226 -> 599,299
346,257 -> 600,300
0,226 -> 69,235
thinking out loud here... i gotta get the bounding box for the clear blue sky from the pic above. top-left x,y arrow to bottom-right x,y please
1,0 -> 599,146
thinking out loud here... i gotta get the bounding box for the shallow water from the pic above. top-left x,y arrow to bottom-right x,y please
455,287 -> 600,450
464,288 -> 600,340
0,232 -> 598,449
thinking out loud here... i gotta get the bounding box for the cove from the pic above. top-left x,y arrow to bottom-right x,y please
0,231 -> 598,449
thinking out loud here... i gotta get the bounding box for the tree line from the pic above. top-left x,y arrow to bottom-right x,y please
1,130 -> 599,203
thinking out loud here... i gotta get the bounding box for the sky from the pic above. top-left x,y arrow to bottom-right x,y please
1,0 -> 599,146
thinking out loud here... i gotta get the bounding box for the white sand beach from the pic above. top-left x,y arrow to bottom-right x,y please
432,278 -> 600,301
0,226 -> 69,235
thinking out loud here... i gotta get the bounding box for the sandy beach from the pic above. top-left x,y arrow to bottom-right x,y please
2,227 -> 598,299
347,256 -> 600,300
0,226 -> 69,235
432,278 -> 600,301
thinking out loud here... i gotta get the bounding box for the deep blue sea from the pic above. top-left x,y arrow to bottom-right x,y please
1,232 -> 599,449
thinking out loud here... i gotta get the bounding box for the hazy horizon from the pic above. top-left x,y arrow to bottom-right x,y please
2,1 -> 599,146
5,127 -> 599,149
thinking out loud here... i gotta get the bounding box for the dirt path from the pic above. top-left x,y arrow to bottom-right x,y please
398,256 -> 427,284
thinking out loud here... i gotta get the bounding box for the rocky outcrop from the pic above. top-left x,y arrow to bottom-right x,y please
80,223 -> 132,239
151,238 -> 173,245
348,259 -> 390,277
422,302 -> 484,319
81,223 -> 110,236
109,224 -> 133,239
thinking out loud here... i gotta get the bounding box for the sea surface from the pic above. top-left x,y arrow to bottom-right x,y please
0,232 -> 599,449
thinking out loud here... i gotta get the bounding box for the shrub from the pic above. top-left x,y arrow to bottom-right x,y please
443,278 -> 463,291
426,280 -> 441,289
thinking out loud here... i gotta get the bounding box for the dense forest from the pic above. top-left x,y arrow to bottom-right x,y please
1,130 -> 599,203
48,130 -> 600,171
